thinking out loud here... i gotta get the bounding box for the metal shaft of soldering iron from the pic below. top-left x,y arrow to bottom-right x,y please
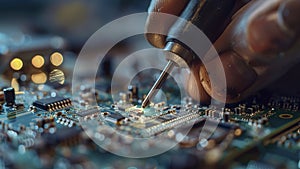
141,60 -> 175,108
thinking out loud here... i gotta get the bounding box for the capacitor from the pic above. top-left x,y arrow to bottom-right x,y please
3,87 -> 15,107
234,107 -> 241,115
224,112 -> 230,122
127,91 -> 133,103
246,107 -> 254,114
128,85 -> 138,100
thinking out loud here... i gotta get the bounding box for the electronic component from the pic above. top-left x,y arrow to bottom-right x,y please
105,112 -> 125,125
75,107 -> 100,117
223,112 -> 230,122
116,103 -> 135,112
3,87 -> 15,107
32,96 -> 71,112
1,74 -> 299,169
128,85 -> 138,100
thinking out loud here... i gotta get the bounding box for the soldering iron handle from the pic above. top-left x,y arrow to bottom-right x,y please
165,0 -> 236,65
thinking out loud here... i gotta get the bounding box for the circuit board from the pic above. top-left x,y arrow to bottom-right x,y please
0,77 -> 299,169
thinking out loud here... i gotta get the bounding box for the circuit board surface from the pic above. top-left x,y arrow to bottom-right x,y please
0,76 -> 299,169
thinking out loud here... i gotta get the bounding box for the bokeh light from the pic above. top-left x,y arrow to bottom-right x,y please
10,58 -> 23,71
50,52 -> 63,66
31,72 -> 47,84
32,55 -> 45,68
11,78 -> 19,91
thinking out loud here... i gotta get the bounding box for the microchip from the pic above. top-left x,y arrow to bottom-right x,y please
117,104 -> 135,112
75,107 -> 99,117
154,114 -> 177,123
32,97 -> 72,112
105,112 -> 125,125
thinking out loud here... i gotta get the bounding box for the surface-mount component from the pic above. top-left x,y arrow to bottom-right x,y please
32,96 -> 72,112
75,107 -> 100,117
105,112 -> 125,125
128,85 -> 139,100
3,87 -> 15,107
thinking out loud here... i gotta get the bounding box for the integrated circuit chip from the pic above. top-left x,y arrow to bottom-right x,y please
32,96 -> 72,112
75,107 -> 100,117
105,112 -> 125,125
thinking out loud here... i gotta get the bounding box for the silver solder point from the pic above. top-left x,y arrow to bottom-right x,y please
141,60 -> 175,108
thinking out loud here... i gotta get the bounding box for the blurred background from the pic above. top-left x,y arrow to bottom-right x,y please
0,0 -> 154,90
0,0 -> 149,50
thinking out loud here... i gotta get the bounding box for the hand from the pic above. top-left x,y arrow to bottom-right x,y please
145,0 -> 300,103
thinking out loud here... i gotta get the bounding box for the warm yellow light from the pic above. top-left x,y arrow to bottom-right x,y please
31,72 -> 47,84
234,128 -> 242,136
50,52 -> 63,66
11,78 -> 19,91
32,55 -> 45,68
10,58 -> 23,71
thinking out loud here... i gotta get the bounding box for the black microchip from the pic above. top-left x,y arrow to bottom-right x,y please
32,97 -> 72,112
75,107 -> 99,117
105,112 -> 125,125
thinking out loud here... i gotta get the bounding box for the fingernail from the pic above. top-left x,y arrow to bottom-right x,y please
279,0 -> 300,34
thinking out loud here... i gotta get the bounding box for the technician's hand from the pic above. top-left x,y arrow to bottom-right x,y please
145,0 -> 300,103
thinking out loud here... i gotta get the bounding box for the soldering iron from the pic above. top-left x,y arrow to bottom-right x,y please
142,0 -> 237,108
